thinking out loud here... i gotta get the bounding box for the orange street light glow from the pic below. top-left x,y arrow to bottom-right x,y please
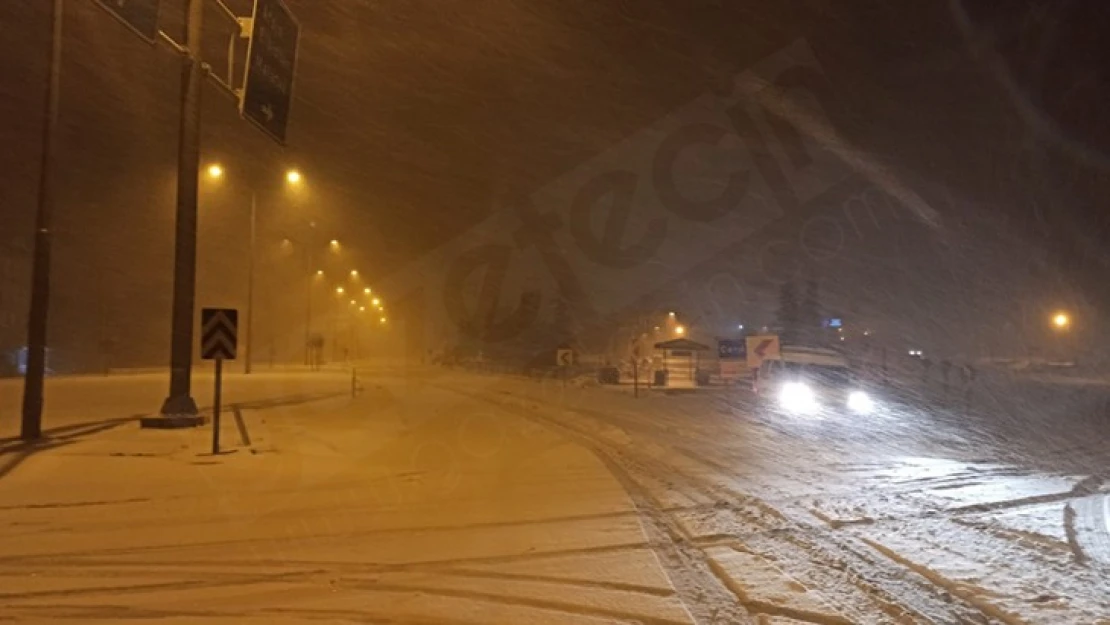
286,169 -> 302,184
206,164 -> 224,179
335,286 -> 344,294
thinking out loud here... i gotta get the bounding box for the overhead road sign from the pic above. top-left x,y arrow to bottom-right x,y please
93,0 -> 161,43
241,0 -> 300,143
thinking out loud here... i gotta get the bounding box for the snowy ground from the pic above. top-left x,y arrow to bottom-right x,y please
2,366 -> 1109,623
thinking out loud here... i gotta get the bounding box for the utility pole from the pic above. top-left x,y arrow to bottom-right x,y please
158,0 -> 205,418
304,245 -> 314,365
20,0 -> 64,441
244,190 -> 256,374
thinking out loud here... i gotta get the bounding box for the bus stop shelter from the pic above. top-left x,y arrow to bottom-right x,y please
653,338 -> 710,388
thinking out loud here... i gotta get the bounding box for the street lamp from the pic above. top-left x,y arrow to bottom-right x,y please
286,169 -> 302,185
207,163 -> 224,179
371,297 -> 380,307
675,325 -> 686,336
335,286 -> 344,294
1052,312 -> 1070,330
363,287 -> 371,294
349,269 -> 358,278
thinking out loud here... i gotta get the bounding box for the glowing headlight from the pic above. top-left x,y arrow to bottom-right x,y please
848,391 -> 874,413
779,382 -> 818,413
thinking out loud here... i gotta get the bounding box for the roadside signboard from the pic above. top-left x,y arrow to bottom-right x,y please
201,308 -> 238,360
241,0 -> 300,143
745,335 -> 780,369
717,338 -> 746,360
556,349 -> 573,367
93,0 -> 161,43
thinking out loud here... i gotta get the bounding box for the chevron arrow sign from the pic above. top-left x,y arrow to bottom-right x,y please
201,308 -> 239,360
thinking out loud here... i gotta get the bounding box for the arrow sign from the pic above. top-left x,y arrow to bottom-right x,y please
745,335 -> 780,368
201,308 -> 239,360
556,349 -> 573,367
93,0 -> 161,43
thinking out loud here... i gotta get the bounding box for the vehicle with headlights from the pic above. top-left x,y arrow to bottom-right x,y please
753,347 -> 876,415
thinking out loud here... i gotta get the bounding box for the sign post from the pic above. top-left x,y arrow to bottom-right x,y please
241,0 -> 301,143
201,308 -> 239,454
556,348 -> 573,391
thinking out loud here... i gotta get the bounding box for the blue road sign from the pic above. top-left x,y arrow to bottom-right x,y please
717,339 -> 746,360
93,0 -> 161,43
242,0 -> 300,144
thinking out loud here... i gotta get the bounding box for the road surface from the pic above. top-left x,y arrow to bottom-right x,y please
1,367 -> 1108,623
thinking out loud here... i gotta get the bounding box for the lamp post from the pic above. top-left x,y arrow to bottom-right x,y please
206,166 -> 304,373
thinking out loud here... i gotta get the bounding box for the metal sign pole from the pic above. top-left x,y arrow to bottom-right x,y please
20,0 -> 64,441
159,0 -> 205,417
212,358 -> 223,455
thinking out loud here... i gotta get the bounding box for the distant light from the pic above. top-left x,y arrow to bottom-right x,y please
839,336 -> 845,341
335,286 -> 344,294
668,311 -> 676,317
329,239 -> 340,249
372,298 -> 380,306
738,324 -> 744,330
379,317 -> 387,324
206,164 -> 223,179
863,330 -> 871,336
315,269 -> 324,276
359,306 -> 365,312
675,325 -> 686,335
350,269 -> 358,277
349,299 -> 356,306
654,326 -> 661,332
363,287 -> 371,294
1052,312 -> 1070,329
286,169 -> 302,184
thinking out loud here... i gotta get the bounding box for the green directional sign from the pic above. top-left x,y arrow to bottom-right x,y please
93,0 -> 161,43
242,0 -> 300,144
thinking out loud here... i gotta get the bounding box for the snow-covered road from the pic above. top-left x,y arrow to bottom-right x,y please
0,372 -> 693,624
1,367 -> 1109,623
431,368 -> 1110,624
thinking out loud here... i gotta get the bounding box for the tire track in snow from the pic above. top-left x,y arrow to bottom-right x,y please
451,382 -> 1001,625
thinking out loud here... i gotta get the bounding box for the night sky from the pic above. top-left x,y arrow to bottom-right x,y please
1,1 -> 1107,370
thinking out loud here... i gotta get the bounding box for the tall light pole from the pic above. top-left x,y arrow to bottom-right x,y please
159,0 -> 206,419
208,165 -> 304,373
20,0 -> 64,441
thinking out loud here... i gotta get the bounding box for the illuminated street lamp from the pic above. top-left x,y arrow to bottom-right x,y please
380,317 -> 387,324
315,269 -> 324,276
1052,312 -> 1070,330
675,325 -> 686,336
335,286 -> 344,294
286,169 -> 303,185
349,269 -> 359,278
206,163 -> 224,179
371,297 -> 381,307
363,287 -> 371,294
